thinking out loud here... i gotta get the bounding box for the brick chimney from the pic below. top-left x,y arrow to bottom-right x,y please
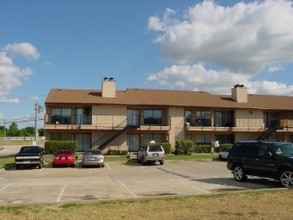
231,84 -> 247,103
101,77 -> 116,98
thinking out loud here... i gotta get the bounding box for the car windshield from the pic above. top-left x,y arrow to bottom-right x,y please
56,150 -> 72,155
148,145 -> 162,152
85,150 -> 102,155
19,146 -> 41,154
273,143 -> 293,155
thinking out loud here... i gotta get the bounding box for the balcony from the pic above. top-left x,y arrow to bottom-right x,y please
44,114 -> 170,131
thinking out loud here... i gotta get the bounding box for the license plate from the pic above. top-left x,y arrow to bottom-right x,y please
153,153 -> 159,157
23,161 -> 30,164
61,157 -> 65,160
90,157 -> 96,161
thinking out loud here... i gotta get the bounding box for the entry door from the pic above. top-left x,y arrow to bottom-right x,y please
128,134 -> 140,152
75,134 -> 91,151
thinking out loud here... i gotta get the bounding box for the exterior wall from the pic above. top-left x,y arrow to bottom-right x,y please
234,132 -> 254,142
92,105 -> 127,127
234,109 -> 263,128
91,131 -> 128,153
168,107 -> 185,149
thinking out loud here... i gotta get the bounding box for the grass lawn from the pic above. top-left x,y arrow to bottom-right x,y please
0,189 -> 292,220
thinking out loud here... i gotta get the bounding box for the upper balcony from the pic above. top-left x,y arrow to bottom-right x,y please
44,114 -> 171,131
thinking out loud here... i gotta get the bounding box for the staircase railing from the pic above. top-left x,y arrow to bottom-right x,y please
91,119 -> 128,150
256,126 -> 283,141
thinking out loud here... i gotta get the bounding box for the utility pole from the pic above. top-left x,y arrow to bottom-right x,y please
3,120 -> 5,137
34,102 -> 39,145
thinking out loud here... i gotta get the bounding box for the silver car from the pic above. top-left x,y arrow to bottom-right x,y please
82,149 -> 105,168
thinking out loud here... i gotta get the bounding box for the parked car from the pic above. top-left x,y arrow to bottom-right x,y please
227,140 -> 293,188
218,151 -> 229,160
53,150 -> 76,167
137,141 -> 165,165
15,146 -> 44,169
82,149 -> 105,168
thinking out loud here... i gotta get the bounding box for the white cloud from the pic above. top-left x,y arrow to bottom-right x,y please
3,42 -> 40,60
0,97 -> 20,103
147,64 -> 293,95
0,43 -> 39,99
147,0 -> 293,95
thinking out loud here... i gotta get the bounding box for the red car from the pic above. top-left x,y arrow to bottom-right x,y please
53,150 -> 76,167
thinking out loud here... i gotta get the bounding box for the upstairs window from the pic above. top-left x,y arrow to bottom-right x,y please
144,110 -> 162,125
51,108 -> 71,124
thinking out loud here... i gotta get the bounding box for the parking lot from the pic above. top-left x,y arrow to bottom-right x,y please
0,160 -> 280,205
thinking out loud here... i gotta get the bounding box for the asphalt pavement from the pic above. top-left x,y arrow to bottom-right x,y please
0,145 -> 21,158
0,160 -> 281,205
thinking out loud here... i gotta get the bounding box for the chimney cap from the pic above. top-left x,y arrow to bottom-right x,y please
234,84 -> 244,88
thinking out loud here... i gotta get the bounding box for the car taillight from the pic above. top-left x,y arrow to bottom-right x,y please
68,156 -> 73,160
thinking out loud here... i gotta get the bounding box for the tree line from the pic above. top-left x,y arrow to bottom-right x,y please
0,122 -> 44,137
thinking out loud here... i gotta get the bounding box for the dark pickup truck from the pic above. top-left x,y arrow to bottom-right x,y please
15,146 -> 44,169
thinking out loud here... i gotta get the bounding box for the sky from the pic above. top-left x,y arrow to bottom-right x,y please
1,0 -> 293,129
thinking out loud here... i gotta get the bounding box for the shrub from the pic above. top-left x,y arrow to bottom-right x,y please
174,140 -> 193,155
215,143 -> 233,152
107,149 -> 128,155
44,141 -> 78,154
194,144 -> 212,153
161,142 -> 171,154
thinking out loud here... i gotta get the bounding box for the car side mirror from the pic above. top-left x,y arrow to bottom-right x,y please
265,151 -> 274,158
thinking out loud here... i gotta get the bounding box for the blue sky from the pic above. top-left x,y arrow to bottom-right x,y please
1,0 -> 293,129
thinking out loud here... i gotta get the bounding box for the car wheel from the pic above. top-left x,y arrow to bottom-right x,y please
159,160 -> 164,165
15,165 -> 20,170
279,170 -> 293,188
38,162 -> 43,169
233,165 -> 247,182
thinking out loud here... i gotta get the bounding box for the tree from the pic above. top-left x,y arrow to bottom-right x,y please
38,128 -> 44,136
19,127 -> 35,137
7,122 -> 19,136
0,126 -> 6,137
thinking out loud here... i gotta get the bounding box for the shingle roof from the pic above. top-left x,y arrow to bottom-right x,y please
45,88 -> 293,110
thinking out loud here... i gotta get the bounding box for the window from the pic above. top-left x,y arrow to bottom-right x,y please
144,110 -> 162,125
263,112 -> 280,128
127,109 -> 140,126
195,111 -> 211,126
75,107 -> 91,124
51,108 -> 71,124
215,135 -> 234,144
215,111 -> 233,127
143,133 -> 162,144
243,145 -> 258,158
51,133 -> 73,141
185,110 -> 191,123
196,134 -> 211,144
258,144 -> 271,157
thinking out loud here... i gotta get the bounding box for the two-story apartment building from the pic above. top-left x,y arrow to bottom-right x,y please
44,78 -> 293,152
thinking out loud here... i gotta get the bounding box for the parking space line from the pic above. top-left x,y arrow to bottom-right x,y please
180,181 -> 211,194
56,183 -> 68,202
0,184 -> 13,192
118,180 -> 137,198
105,163 -> 111,170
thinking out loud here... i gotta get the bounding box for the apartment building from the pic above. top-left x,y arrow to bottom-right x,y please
44,78 -> 293,152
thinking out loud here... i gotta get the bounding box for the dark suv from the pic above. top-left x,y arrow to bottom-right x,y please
227,141 -> 293,188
